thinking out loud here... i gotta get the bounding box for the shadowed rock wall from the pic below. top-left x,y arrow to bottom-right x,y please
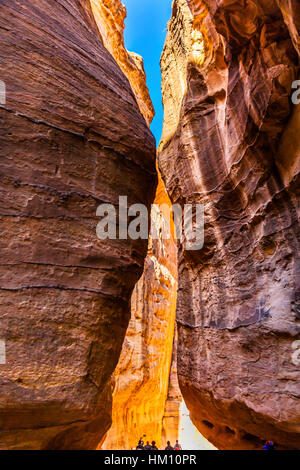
159,0 -> 300,450
0,0 -> 156,449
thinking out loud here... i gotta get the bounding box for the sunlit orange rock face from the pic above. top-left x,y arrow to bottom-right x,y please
0,0 -> 156,449
103,173 -> 178,450
159,0 -> 300,450
90,0 -> 155,126
95,2 -> 180,450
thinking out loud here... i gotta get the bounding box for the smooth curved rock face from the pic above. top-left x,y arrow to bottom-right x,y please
103,173 -> 178,450
0,0 -> 156,449
159,0 -> 300,450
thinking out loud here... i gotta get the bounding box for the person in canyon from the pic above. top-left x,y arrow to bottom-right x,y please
165,441 -> 174,450
136,439 -> 144,450
174,440 -> 182,450
150,441 -> 159,450
263,441 -> 276,451
143,441 -> 152,450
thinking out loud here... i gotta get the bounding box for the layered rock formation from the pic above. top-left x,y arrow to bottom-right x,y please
159,0 -> 300,450
0,0 -> 156,449
103,173 -> 178,450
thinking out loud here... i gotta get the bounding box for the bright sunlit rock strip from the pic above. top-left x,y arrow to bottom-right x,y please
102,173 -> 178,450
90,0 -> 155,125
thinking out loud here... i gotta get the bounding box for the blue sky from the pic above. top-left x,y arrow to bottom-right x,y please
122,0 -> 173,144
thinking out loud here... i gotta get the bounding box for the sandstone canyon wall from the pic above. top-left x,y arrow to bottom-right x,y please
103,173 -> 178,450
159,0 -> 300,450
0,0 -> 156,449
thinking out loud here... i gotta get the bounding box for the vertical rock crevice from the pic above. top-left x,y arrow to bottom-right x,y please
103,173 -> 178,450
94,1 -> 181,450
159,0 -> 300,450
0,0 -> 156,450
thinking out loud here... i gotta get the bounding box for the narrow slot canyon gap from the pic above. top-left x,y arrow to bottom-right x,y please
0,0 -> 299,451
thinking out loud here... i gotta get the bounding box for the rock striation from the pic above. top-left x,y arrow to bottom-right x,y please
159,0 -> 300,450
103,173 -> 178,450
0,0 -> 156,449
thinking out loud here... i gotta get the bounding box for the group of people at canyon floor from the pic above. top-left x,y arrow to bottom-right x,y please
135,439 -> 182,451
135,438 -> 276,451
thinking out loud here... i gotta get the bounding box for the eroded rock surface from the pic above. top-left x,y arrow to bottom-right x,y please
103,173 -> 178,450
159,0 -> 300,450
0,0 -> 156,449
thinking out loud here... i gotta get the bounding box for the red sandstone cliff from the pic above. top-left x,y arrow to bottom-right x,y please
159,0 -> 300,450
0,0 -> 156,449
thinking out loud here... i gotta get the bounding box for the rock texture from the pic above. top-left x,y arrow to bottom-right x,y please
103,173 -> 178,450
0,0 -> 156,449
159,0 -> 300,450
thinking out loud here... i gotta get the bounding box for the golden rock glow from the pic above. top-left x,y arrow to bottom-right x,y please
91,2 -> 180,451
191,29 -> 205,65
102,174 -> 178,450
